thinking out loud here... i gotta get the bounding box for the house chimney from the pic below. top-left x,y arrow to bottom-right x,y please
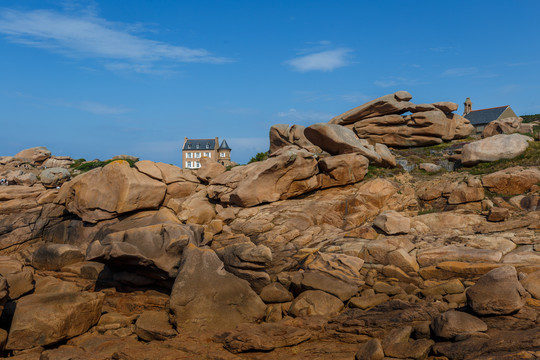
463,97 -> 472,116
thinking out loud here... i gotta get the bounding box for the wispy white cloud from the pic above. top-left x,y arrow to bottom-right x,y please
69,101 -> 132,115
441,67 -> 477,77
340,92 -> 371,103
373,76 -> 426,88
374,80 -> 399,88
429,46 -> 454,53
276,108 -> 332,123
0,7 -> 231,73
285,48 -> 352,72
0,89 -> 132,115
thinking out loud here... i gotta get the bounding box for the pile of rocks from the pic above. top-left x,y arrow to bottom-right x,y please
329,91 -> 475,147
0,94 -> 538,358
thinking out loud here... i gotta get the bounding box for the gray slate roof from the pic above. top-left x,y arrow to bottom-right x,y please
465,106 -> 509,126
183,139 -> 216,150
219,139 -> 231,150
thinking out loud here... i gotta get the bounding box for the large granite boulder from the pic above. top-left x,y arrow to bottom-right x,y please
373,210 -> 411,235
169,244 -> 266,331
466,266 -> 528,315
135,310 -> 177,341
6,291 -> 104,350
196,157 -> 226,182
86,209 -> 200,278
351,111 -> 474,147
482,166 -> 540,195
32,243 -> 85,271
14,146 -> 51,165
56,160 -> 167,223
521,270 -> 540,299
329,91 -> 413,125
5,170 -> 38,186
42,156 -> 73,168
462,134 -> 534,166
297,252 -> 364,301
217,242 -> 272,293
0,257 -> 34,300
431,310 -> 487,339
220,322 -> 311,353
304,123 -> 395,167
317,153 -> 369,189
482,116 -> 523,138
207,147 -> 320,207
269,124 -> 322,155
40,167 -> 71,188
288,290 -> 344,317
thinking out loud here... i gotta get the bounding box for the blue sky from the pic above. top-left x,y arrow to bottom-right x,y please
1,0 -> 539,166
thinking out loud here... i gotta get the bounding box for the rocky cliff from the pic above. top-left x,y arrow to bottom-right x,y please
0,93 -> 539,359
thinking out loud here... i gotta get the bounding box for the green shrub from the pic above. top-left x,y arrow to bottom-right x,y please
248,151 -> 268,164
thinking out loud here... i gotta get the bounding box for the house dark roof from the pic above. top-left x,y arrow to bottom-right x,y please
465,106 -> 509,126
183,139 -> 216,150
219,139 -> 231,150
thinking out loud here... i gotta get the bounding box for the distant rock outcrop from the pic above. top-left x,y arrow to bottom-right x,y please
461,134 -> 534,166
329,91 -> 474,147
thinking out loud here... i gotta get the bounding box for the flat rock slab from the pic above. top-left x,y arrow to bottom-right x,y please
169,244 -> 266,331
431,310 -> 487,339
466,265 -> 528,315
462,134 -> 534,166
135,311 -> 177,341
417,246 -> 503,267
6,291 -> 104,350
220,322 -> 311,353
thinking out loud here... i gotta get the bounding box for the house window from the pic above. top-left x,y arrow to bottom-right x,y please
196,144 -> 200,149
186,152 -> 192,158
196,161 -> 200,168
220,152 -> 226,157
204,152 -> 211,158
186,161 -> 192,168
187,144 -> 191,149
206,144 -> 210,149
195,152 -> 201,158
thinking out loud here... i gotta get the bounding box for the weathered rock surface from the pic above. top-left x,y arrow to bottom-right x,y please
218,242 -> 272,292
305,123 -> 396,167
135,311 -> 177,341
288,290 -> 343,317
56,161 -> 167,223
431,310 -> 487,339
521,270 -> 540,299
40,167 -> 71,188
169,244 -> 266,331
220,322 -> 311,353
467,266 -> 528,315
317,153 -> 369,188
462,134 -> 534,166
355,338 -> 384,360
349,108 -> 474,147
373,210 -> 410,234
6,291 -> 104,350
482,116 -> 523,138
482,166 -> 540,195
329,91 -> 414,125
14,146 -> 51,165
208,147 -> 320,207
269,124 -> 322,155
86,209 -> 200,278
197,157 -> 226,182
32,243 -> 85,271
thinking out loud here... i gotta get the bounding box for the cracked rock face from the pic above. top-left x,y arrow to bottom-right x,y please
169,244 -> 266,331
56,161 -> 167,223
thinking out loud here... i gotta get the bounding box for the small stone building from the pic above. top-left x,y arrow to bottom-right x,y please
463,98 -> 518,133
181,137 -> 232,169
